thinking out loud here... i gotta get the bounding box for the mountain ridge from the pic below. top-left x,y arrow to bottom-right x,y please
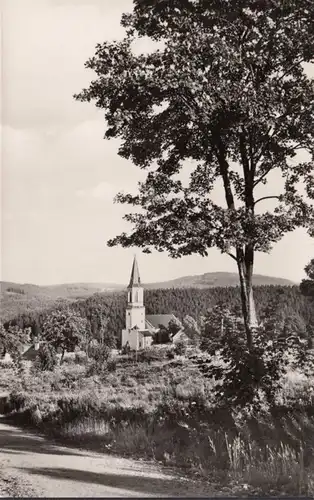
1,272 -> 295,298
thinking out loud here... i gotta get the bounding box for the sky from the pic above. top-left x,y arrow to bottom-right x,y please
1,0 -> 313,286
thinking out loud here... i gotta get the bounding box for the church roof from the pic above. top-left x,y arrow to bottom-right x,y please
128,255 -> 141,288
146,314 -> 178,330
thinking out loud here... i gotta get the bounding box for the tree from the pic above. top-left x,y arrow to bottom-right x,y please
174,339 -> 187,356
167,317 -> 182,336
182,315 -> 200,345
155,317 -> 182,343
200,305 -> 245,351
33,343 -> 58,372
0,323 -> 27,361
97,316 -> 117,348
300,258 -> 314,297
75,0 -> 314,349
155,324 -> 171,344
196,309 -> 312,412
42,308 -> 87,364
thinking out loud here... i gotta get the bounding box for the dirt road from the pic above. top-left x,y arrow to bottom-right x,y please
0,420 -> 216,497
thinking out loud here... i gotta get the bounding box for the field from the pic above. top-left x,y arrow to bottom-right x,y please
1,346 -> 314,497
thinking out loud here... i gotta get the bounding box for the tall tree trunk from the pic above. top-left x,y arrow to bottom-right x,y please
215,136 -> 258,348
244,243 -> 258,329
236,245 -> 257,350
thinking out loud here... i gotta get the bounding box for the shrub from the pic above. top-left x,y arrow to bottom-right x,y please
42,307 -> 88,363
121,342 -> 131,355
75,351 -> 87,364
166,348 -> 175,360
33,344 -> 58,372
197,309 -> 314,413
174,340 -> 187,356
89,344 -> 111,363
107,357 -> 117,372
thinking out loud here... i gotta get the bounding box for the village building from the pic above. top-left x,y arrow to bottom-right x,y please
121,256 -> 189,350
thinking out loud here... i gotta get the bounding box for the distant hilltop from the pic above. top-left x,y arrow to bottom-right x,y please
1,272 -> 295,298
144,272 -> 295,289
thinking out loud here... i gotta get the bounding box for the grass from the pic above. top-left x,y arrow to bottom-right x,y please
2,348 -> 314,496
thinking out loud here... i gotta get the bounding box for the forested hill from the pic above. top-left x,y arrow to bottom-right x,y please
4,285 -> 313,346
1,272 -> 294,297
145,272 -> 295,289
1,273 -> 295,321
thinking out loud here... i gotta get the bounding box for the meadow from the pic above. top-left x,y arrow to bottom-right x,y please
1,346 -> 314,497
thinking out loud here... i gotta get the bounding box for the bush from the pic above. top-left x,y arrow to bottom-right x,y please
33,344 -> 58,372
174,340 -> 187,356
121,342 -> 131,355
89,344 -> 111,363
107,358 -> 117,372
197,309 -> 314,413
75,351 -> 87,364
166,348 -> 175,360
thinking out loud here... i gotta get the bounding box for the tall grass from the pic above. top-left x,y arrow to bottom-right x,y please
54,414 -> 314,495
224,435 -> 312,495
2,352 -> 314,496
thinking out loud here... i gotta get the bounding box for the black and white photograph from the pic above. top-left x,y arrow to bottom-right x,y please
1,0 -> 314,497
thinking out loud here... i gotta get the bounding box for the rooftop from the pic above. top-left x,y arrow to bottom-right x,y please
128,255 -> 141,288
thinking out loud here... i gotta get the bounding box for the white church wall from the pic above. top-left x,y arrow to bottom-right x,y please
122,328 -> 141,350
126,306 -> 146,330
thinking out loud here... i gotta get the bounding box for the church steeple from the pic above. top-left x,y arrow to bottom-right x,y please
128,255 -> 141,288
124,256 -> 145,334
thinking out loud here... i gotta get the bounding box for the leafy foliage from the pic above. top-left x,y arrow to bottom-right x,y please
42,308 -> 88,362
75,0 -> 314,344
182,315 -> 201,345
155,316 -> 183,343
196,308 -> 314,413
300,258 -> 314,297
3,285 -> 314,348
86,344 -> 112,375
89,343 -> 111,364
33,343 -> 58,372
174,339 -> 187,356
0,323 -> 28,361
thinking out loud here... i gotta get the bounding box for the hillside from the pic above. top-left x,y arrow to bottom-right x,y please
1,272 -> 295,297
144,272 -> 295,289
0,282 -> 121,321
0,272 -> 295,321
0,281 -> 121,298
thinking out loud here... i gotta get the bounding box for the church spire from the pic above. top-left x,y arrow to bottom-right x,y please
128,255 -> 141,288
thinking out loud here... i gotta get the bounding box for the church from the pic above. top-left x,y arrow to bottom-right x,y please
121,256 -> 186,350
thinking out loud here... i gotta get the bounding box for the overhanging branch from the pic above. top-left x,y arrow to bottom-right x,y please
227,252 -> 237,261
254,195 -> 280,206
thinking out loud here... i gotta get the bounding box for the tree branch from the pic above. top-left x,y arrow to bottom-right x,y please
253,164 -> 275,188
254,195 -> 280,206
227,252 -> 237,261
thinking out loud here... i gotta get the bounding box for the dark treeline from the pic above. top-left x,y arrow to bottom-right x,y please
3,285 -> 313,345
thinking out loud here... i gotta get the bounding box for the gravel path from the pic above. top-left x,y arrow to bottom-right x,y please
0,420 -> 217,497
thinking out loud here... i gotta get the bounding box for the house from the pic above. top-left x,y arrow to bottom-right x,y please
1,341 -> 37,363
171,329 -> 191,344
146,314 -> 189,344
22,339 -> 42,361
121,257 -> 189,350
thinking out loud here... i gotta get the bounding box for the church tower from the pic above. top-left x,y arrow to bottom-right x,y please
126,255 -> 145,330
121,256 -> 146,349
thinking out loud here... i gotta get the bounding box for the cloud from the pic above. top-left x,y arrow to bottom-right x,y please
1,0 -> 132,130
